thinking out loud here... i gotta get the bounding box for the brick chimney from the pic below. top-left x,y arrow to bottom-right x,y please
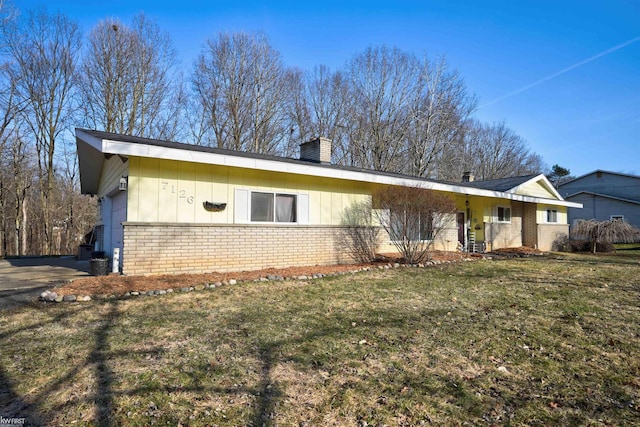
300,137 -> 332,164
462,171 -> 475,183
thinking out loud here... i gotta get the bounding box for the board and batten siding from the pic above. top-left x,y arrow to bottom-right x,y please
513,179 -> 557,199
536,205 -> 567,224
97,155 -> 129,198
126,157 -> 371,225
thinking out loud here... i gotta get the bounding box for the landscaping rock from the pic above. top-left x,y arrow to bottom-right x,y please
228,279 -> 237,285
78,295 -> 91,302
130,291 -> 139,296
194,284 -> 205,291
166,288 -> 173,293
157,289 -> 166,295
180,287 -> 191,292
259,277 -> 269,282
40,290 -> 57,302
267,275 -> 277,281
54,295 -> 64,303
62,294 -> 77,302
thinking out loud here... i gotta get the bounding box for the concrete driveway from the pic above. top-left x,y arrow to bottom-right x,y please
0,257 -> 91,310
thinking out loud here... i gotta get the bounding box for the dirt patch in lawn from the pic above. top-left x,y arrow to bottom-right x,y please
54,251 -> 475,297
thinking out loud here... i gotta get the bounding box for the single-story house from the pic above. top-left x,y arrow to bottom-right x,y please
76,129 -> 582,275
558,170 -> 640,228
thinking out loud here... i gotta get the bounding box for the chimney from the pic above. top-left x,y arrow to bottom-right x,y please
462,171 -> 474,183
300,137 -> 332,164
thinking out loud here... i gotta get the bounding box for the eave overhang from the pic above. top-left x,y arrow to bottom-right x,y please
76,129 -> 583,209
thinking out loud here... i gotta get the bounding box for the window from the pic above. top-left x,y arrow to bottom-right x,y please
497,206 -> 511,223
387,210 -> 434,241
250,192 -> 297,223
546,209 -> 558,223
235,189 -> 309,224
611,215 -> 624,221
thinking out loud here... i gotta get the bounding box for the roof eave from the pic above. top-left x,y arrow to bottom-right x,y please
76,130 -> 106,195
83,131 -> 582,208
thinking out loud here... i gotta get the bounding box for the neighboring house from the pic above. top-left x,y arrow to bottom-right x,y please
558,170 -> 640,228
76,129 -> 581,276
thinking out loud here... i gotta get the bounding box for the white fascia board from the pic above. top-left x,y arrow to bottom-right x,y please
509,174 -> 564,200
76,129 -> 105,151
101,138 -> 583,209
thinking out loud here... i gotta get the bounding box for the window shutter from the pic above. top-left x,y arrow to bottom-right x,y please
234,189 -> 249,223
297,193 -> 309,224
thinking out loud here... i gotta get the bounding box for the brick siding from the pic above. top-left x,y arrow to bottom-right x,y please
122,222 -> 351,276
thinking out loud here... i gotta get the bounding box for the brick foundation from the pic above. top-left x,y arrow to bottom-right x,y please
122,222 -> 352,276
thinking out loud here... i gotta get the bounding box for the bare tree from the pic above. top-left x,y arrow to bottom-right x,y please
406,56 -> 476,178
3,7 -> 81,254
286,65 -> 352,161
192,32 -> 289,154
373,185 -> 457,263
345,46 -> 419,172
439,120 -> 544,181
571,219 -> 640,253
80,14 -> 184,139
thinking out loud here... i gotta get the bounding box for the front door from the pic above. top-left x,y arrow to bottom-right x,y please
457,212 -> 465,248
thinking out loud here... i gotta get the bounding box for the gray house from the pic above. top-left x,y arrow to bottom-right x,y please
558,170 -> 640,228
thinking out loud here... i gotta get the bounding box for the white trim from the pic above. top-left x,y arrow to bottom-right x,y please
236,189 -> 308,224
509,174 -> 564,201
76,130 -> 582,208
495,205 -> 512,223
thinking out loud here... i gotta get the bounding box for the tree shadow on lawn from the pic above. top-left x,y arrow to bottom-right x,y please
0,305 -> 93,425
0,301 -> 163,426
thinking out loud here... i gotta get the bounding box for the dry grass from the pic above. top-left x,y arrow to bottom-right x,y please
1,253 -> 639,426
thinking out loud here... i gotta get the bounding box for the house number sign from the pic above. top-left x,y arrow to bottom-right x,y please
161,181 -> 194,204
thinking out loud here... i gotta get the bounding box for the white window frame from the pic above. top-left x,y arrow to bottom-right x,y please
234,189 -> 309,224
382,209 -> 436,243
611,215 -> 625,221
546,209 -> 558,223
496,206 -> 512,223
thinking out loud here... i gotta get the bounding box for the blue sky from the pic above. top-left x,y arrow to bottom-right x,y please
15,0 -> 640,176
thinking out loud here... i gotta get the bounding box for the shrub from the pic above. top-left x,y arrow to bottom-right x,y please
373,185 -> 457,264
571,219 -> 640,253
338,200 -> 380,263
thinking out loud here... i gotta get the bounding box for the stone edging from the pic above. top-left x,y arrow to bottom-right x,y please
39,258 -> 479,304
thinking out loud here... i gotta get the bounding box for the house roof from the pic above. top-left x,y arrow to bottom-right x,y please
464,175 -> 540,191
558,169 -> 640,187
76,128 -> 582,208
564,191 -> 640,206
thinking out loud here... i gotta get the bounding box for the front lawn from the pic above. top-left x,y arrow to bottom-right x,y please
1,253 -> 639,425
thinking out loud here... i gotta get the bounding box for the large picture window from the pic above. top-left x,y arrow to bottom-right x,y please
387,211 -> 434,242
250,192 -> 297,223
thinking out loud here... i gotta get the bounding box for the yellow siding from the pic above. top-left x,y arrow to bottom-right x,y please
514,179 -> 557,198
537,205 -> 567,224
97,155 -> 129,197
128,157 -> 370,225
